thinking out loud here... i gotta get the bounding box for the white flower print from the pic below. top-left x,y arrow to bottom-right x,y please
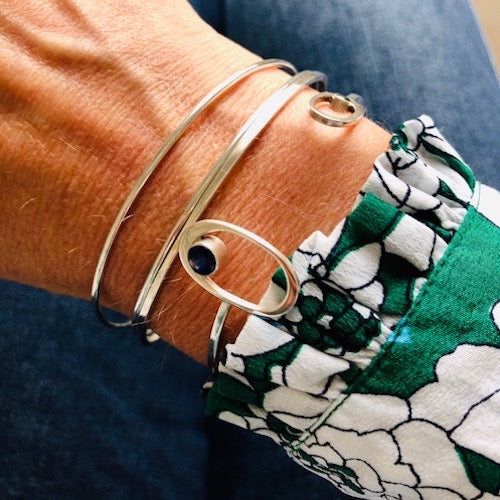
291,345 -> 499,498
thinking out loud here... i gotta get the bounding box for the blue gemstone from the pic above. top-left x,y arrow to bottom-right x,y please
187,245 -> 217,275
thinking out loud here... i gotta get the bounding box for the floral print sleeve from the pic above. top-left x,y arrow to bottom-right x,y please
206,116 -> 500,499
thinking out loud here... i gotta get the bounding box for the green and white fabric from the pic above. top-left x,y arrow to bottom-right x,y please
206,116 -> 500,499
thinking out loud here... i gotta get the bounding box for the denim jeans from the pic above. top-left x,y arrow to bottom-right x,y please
1,1 -> 498,498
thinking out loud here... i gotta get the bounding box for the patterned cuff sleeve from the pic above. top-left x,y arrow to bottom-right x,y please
206,116 -> 500,499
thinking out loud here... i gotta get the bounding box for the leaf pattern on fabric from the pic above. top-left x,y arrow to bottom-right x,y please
206,116 -> 500,498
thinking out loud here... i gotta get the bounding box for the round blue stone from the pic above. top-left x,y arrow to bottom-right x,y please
187,244 -> 217,275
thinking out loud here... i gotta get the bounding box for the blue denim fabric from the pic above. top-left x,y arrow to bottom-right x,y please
1,2 -> 498,499
0,282 -> 208,499
218,0 -> 500,187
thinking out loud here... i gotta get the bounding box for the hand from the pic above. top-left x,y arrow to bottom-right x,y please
0,0 -> 390,362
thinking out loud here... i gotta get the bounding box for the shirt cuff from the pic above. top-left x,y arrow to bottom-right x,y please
206,115 -> 500,499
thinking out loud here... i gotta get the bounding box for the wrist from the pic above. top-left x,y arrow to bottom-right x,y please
91,52 -> 391,361
139,77 -> 390,362
0,2 -> 391,363
98,60 -> 294,315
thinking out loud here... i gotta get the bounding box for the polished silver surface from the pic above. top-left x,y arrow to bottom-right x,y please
91,59 -> 297,331
92,57 -> 365,353
309,91 -> 365,127
182,219 -> 300,369
179,219 -> 299,316
132,69 -> 327,341
207,301 -> 231,372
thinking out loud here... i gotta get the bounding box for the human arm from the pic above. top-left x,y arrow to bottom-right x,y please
0,0 -> 390,362
2,2 -> 500,498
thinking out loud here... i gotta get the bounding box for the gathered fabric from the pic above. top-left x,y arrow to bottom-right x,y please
207,116 -> 500,499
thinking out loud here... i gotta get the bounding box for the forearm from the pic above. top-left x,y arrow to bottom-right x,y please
0,0 -> 390,362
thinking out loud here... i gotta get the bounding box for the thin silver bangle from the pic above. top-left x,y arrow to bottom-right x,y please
132,69 -> 328,343
91,59 -> 297,330
204,91 -> 366,371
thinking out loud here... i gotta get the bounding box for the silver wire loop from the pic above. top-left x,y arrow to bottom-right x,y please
131,69 -> 328,341
309,91 -> 365,127
91,59 -> 297,331
179,219 -> 299,317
